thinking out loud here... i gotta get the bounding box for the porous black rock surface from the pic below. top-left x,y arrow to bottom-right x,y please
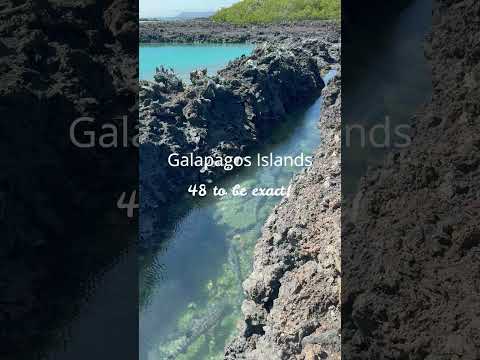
342,0 -> 480,358
140,19 -> 339,44
0,0 -> 137,357
225,74 -> 341,360
139,38 -> 340,248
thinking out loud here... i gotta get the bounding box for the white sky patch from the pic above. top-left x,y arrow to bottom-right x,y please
140,0 -> 239,18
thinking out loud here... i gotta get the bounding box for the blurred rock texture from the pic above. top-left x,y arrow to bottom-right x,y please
0,0 -> 137,358
342,0 -> 480,358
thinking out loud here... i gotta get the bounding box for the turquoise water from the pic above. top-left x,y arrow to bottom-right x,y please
139,44 -> 255,81
139,41 -> 336,358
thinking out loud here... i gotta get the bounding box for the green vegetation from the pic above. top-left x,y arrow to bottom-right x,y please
212,0 -> 340,24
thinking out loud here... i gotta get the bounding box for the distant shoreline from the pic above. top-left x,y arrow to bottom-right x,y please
140,19 -> 339,44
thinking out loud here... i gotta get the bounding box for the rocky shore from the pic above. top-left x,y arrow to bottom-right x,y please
140,19 -> 339,44
140,37 -> 340,247
225,75 -> 341,360
223,0 -> 480,358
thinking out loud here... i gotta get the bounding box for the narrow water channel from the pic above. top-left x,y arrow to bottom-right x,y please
139,64 -> 336,359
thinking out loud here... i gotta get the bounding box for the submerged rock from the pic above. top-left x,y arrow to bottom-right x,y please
157,301 -> 230,360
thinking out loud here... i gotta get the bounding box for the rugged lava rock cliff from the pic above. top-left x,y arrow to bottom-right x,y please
140,37 -> 340,247
225,75 -> 341,360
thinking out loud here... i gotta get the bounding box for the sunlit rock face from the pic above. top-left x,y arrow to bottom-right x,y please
225,75 -> 341,360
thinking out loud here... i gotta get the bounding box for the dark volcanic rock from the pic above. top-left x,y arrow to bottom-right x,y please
225,75 -> 341,360
0,0 -> 137,357
342,0 -> 480,358
139,38 -> 340,246
140,19 -> 340,44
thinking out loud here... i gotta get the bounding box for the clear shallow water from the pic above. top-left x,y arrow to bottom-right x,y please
139,44 -> 255,81
139,53 -> 335,358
